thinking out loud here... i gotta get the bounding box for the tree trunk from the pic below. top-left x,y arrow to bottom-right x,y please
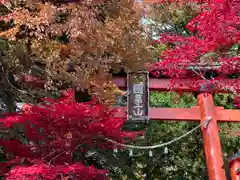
0,50 -> 16,117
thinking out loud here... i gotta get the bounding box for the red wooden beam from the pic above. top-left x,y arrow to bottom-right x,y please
19,75 -> 240,93
112,77 -> 240,93
21,103 -> 240,122
115,106 -> 240,122
197,93 -> 226,180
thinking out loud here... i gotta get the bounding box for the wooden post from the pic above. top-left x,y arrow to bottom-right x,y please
229,155 -> 240,180
198,93 -> 226,180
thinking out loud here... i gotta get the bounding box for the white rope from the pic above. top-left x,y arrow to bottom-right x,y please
105,116 -> 212,150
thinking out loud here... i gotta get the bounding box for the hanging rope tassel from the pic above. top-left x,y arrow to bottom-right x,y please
149,150 -> 153,157
114,148 -> 118,153
129,149 -> 133,156
164,147 -> 168,154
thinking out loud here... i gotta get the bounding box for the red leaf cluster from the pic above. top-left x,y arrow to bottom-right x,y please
6,164 -> 107,180
0,89 -> 142,179
150,0 -> 240,77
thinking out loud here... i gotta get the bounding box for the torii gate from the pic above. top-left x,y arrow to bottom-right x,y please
20,73 -> 240,180
112,76 -> 240,180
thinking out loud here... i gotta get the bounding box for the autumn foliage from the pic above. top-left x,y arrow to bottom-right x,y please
0,1 -> 150,178
0,0 -> 239,179
0,0 -> 152,91
150,0 -> 240,80
0,89 -> 142,179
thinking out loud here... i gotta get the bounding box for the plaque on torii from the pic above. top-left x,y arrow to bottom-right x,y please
127,71 -> 149,123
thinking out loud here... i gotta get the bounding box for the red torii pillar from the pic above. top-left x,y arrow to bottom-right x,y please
229,155 -> 240,180
198,93 -> 226,180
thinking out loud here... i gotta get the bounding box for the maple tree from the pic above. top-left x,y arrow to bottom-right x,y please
0,1 -> 152,179
0,0 -> 152,98
149,0 -> 240,96
0,89 -> 143,179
